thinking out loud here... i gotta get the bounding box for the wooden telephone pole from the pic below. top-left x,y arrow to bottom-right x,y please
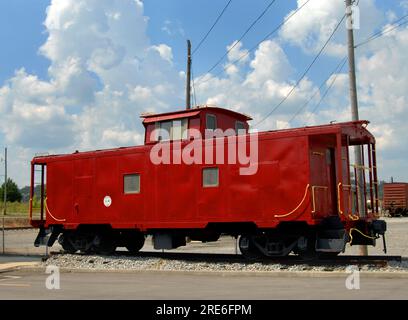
186,40 -> 192,110
2,147 -> 7,254
345,0 -> 367,255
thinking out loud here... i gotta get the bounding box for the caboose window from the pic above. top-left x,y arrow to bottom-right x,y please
206,114 -> 217,130
158,121 -> 172,141
202,167 -> 219,187
124,174 -> 140,194
157,118 -> 188,141
172,118 -> 188,140
235,121 -> 245,134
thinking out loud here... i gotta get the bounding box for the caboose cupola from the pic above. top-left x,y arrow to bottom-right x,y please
141,105 -> 252,145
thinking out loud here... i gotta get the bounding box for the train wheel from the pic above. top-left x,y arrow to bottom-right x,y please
59,234 -> 77,254
124,232 -> 145,254
395,208 -> 403,217
95,233 -> 117,255
297,235 -> 318,260
238,235 -> 263,260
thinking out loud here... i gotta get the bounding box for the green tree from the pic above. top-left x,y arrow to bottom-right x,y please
0,178 -> 22,202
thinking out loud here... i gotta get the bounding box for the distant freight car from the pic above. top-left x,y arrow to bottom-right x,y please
30,106 -> 387,258
383,183 -> 408,217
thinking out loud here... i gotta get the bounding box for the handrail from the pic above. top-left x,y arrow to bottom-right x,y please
311,185 -> 328,214
337,182 -> 344,215
29,197 -> 47,222
274,184 -> 310,218
29,197 -> 33,221
338,182 -> 360,220
350,164 -> 371,171
348,227 -> 377,244
45,197 -> 66,222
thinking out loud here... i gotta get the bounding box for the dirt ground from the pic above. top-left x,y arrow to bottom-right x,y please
1,216 -> 31,228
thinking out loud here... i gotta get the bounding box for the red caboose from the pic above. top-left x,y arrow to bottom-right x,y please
30,106 -> 386,258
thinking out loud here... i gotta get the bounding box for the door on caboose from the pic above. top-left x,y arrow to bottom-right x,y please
326,148 -> 338,215
73,158 -> 95,222
309,137 -> 338,219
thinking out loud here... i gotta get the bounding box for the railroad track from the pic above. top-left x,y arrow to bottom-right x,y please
2,227 -> 33,231
49,250 -> 402,266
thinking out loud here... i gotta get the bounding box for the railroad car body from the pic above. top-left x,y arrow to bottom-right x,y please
30,106 -> 386,258
383,183 -> 408,217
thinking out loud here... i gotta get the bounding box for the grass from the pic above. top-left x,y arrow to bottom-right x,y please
0,201 -> 41,217
0,201 -> 42,228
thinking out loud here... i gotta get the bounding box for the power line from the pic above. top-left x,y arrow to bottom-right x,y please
289,56 -> 348,124
254,13 -> 346,128
355,13 -> 408,48
192,0 -> 233,55
302,58 -> 348,126
195,0 -> 312,87
199,0 -> 278,72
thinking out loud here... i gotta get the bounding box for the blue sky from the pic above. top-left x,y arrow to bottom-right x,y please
0,0 -> 49,84
0,0 -> 407,187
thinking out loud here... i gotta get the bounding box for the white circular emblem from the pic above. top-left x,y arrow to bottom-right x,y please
103,196 -> 112,207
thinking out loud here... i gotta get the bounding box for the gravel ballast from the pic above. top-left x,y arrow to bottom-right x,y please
42,253 -> 408,273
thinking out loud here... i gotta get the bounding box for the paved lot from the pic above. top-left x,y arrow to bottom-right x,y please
0,268 -> 407,300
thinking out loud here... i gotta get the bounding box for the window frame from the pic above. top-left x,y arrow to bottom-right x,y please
123,173 -> 141,194
202,167 -> 219,188
206,114 -> 217,131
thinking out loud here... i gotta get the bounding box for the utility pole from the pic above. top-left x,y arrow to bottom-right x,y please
186,40 -> 192,110
346,0 -> 367,255
3,147 -> 6,213
2,147 -> 7,254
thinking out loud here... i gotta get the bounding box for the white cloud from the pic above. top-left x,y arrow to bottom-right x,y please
279,0 -> 383,57
226,41 -> 250,64
150,44 -> 173,64
196,39 -> 317,132
161,19 -> 185,37
101,127 -> 143,146
357,26 -> 408,154
245,40 -> 293,86
386,10 -> 398,23
276,120 -> 290,130
1,69 -> 74,149
223,41 -> 250,78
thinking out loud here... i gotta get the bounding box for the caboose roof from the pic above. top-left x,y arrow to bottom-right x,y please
140,105 -> 252,124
